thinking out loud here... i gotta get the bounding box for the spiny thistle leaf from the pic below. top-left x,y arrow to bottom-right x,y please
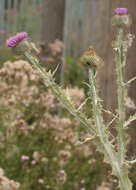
76,97 -> 90,112
52,64 -> 60,77
94,137 -> 119,176
126,76 -> 136,85
65,88 -> 71,102
102,108 -> 117,118
75,135 -> 96,146
107,114 -> 119,128
124,114 -> 136,128
125,96 -> 136,109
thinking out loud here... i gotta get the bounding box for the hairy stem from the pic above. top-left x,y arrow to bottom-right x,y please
89,69 -> 132,190
115,29 -> 127,164
89,69 -> 117,164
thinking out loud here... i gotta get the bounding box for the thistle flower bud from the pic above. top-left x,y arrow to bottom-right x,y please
79,46 -> 103,70
111,8 -> 132,28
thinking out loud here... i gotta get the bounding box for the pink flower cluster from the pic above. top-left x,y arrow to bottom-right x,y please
115,8 -> 128,15
6,32 -> 28,48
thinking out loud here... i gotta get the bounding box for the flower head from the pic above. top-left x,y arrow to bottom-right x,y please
81,188 -> 85,190
31,160 -> 37,165
59,170 -> 65,175
6,32 -> 28,48
115,8 -> 128,15
21,155 -> 30,162
79,46 -> 104,70
112,8 -> 131,28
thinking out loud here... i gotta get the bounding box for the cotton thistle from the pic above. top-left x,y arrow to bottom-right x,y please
82,47 -> 132,190
111,8 -> 131,28
7,9 -> 135,189
79,46 -> 103,70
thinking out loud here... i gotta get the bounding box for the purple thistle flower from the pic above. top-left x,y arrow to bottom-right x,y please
50,103 -> 55,108
59,170 -> 65,175
31,160 -> 37,165
81,188 -> 85,190
21,155 -> 30,162
115,8 -> 128,15
25,102 -> 30,107
6,32 -> 28,48
27,91 -> 33,96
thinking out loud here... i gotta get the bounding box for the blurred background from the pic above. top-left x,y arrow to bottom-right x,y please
0,0 -> 136,110
0,0 -> 136,189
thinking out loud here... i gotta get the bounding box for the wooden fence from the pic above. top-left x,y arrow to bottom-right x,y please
64,0 -> 98,57
0,0 -> 43,43
0,0 -> 102,57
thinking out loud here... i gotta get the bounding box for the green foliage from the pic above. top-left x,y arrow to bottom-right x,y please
0,47 -> 15,67
65,57 -> 85,88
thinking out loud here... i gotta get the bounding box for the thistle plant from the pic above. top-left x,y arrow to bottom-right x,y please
6,8 -> 136,190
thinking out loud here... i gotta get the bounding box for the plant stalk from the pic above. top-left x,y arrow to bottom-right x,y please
115,28 -> 127,164
24,52 -> 96,135
89,69 -> 132,190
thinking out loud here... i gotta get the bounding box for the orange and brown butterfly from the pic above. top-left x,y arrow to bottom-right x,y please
79,46 -> 104,69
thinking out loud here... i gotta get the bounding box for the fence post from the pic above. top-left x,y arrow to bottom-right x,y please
89,0 -> 97,45
0,0 -> 4,44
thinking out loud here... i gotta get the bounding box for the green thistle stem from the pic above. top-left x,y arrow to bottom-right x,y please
89,69 -> 132,190
23,48 -> 132,190
115,29 -> 126,164
24,52 -> 96,135
89,69 -> 117,166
